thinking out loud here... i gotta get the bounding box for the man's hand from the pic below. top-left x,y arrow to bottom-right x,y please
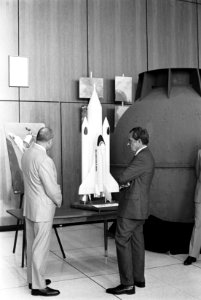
119,182 -> 130,191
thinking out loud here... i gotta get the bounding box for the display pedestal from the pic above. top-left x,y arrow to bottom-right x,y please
72,198 -> 118,212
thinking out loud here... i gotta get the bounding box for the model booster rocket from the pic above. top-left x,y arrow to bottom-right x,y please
79,87 -> 119,201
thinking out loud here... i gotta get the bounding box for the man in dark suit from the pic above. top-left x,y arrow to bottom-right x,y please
106,127 -> 155,295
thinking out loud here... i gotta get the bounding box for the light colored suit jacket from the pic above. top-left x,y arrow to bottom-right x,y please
22,143 -> 62,222
118,147 -> 155,220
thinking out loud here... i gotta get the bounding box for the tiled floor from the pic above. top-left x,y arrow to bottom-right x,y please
1,223 -> 201,299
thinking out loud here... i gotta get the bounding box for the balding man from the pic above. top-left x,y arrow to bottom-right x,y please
22,127 -> 62,296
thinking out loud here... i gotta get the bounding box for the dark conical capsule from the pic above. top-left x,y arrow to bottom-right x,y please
97,135 -> 105,146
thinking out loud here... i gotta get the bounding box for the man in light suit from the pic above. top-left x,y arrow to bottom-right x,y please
106,127 -> 155,295
184,149 -> 201,265
22,127 -> 62,297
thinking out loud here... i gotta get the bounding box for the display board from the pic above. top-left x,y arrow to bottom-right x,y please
4,123 -> 44,197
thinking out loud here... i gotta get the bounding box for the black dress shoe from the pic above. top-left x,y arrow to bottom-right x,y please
106,284 -> 135,295
29,279 -> 51,289
31,287 -> 60,296
184,256 -> 197,265
135,281 -> 145,288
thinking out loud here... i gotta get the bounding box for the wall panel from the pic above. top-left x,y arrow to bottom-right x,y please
20,102 -> 61,184
88,0 -> 147,102
61,102 -> 83,206
198,3 -> 201,67
0,102 -> 19,225
19,0 -> 87,102
147,0 -> 198,70
0,0 -> 18,100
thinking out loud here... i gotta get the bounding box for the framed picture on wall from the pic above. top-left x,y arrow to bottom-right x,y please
115,76 -> 132,103
79,77 -> 103,99
8,56 -> 29,87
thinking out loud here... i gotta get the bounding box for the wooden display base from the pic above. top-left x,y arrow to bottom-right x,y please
72,198 -> 119,212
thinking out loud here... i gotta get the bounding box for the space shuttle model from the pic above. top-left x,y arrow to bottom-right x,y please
79,87 -> 119,202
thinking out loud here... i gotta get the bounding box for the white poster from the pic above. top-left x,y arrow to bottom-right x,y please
9,56 -> 29,87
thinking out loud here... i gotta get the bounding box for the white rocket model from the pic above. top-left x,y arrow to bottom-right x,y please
79,86 -> 119,201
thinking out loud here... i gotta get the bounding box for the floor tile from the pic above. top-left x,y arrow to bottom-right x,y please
148,264 -> 201,299
92,272 -> 198,300
53,247 -> 119,277
0,265 -> 26,289
128,283 -> 197,300
53,243 -> 117,261
50,226 -> 104,252
49,277 -> 118,300
0,287 -> 34,300
145,250 -> 181,269
45,257 -> 85,281
2,224 -> 201,299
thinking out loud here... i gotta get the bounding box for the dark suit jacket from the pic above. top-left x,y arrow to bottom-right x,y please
117,147 -> 155,220
194,149 -> 201,204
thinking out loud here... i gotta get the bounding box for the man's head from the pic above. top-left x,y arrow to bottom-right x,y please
36,127 -> 54,150
128,127 -> 149,153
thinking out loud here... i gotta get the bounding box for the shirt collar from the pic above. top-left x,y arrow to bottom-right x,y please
135,145 -> 147,156
35,142 -> 46,152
